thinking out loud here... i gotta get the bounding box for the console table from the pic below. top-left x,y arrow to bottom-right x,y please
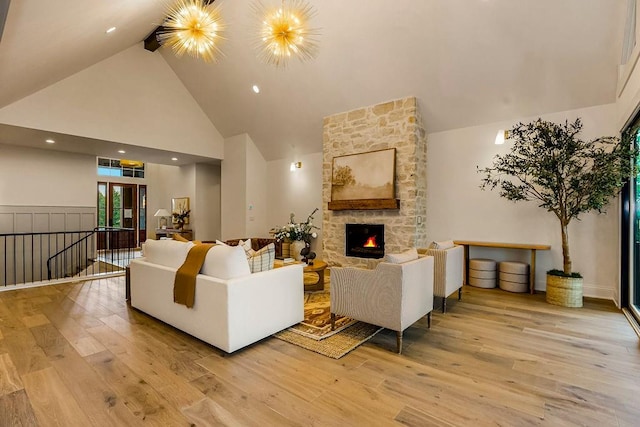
453,240 -> 551,294
156,228 -> 193,241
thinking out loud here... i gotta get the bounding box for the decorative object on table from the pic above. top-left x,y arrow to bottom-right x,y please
290,240 -> 306,262
272,208 -> 319,261
171,197 -> 191,230
156,0 -> 226,63
154,208 -> 171,229
305,251 -> 316,265
479,118 -> 637,307
252,0 -> 320,68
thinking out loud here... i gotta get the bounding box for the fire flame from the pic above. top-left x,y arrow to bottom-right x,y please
363,236 -> 377,248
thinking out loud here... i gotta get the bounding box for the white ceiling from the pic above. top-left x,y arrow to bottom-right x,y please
0,0 -> 627,162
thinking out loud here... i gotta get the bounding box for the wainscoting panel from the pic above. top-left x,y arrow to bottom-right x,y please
0,213 -> 13,233
15,213 -> 33,232
51,213 -> 66,231
0,206 -> 96,233
34,213 -> 50,232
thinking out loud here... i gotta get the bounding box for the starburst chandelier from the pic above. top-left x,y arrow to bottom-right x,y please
157,0 -> 225,62
253,0 -> 320,67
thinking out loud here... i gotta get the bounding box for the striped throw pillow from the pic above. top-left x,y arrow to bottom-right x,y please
247,243 -> 275,273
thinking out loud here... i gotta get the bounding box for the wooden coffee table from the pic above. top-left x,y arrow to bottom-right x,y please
303,260 -> 327,292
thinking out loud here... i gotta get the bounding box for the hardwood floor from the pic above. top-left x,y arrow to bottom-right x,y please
0,277 -> 638,426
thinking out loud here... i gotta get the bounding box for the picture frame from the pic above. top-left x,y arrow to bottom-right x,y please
330,148 -> 396,202
171,197 -> 190,225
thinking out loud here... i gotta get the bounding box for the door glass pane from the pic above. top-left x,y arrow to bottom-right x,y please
112,185 -> 122,228
97,183 -> 107,227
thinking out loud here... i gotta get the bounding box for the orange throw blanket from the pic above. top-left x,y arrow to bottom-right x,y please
174,244 -> 215,308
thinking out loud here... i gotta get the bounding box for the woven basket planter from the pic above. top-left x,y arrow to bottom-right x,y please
546,274 -> 583,308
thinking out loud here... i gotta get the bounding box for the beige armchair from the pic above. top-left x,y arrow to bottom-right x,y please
419,245 -> 464,313
330,255 -> 434,354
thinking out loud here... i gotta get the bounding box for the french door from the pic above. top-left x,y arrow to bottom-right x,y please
622,121 -> 640,326
97,182 -> 146,248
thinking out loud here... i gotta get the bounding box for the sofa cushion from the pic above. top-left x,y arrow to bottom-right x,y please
385,248 -> 419,264
144,239 -> 195,268
247,243 -> 276,273
201,245 -> 251,279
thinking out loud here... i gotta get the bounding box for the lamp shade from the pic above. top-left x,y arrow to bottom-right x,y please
154,209 -> 171,217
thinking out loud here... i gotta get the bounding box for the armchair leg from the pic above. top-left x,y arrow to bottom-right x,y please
442,297 -> 447,313
396,331 -> 403,354
330,313 -> 336,331
458,287 -> 462,301
427,311 -> 432,329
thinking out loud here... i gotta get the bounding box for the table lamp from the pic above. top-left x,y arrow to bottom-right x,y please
154,209 -> 171,229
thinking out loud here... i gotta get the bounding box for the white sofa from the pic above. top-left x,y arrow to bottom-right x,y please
129,239 -> 304,353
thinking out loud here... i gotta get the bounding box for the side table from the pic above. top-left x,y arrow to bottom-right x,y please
303,260 -> 327,292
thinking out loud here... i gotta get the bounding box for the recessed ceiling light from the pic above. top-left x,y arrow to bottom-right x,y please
45,139 -> 55,144
106,27 -> 117,34
118,150 -> 126,154
252,85 -> 260,94
171,157 -> 178,161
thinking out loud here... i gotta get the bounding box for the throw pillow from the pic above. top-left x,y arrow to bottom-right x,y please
215,239 -> 228,246
200,245 -> 251,279
238,239 -> 253,259
247,243 -> 275,273
385,248 -> 419,264
144,239 -> 195,268
429,240 -> 455,250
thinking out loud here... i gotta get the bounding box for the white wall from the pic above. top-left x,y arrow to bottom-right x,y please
221,134 -> 247,239
221,133 -> 268,240
245,139 -> 268,237
266,152 -> 324,258
0,44 -> 224,160
0,144 -> 95,206
427,103 -> 619,299
195,163 -> 221,241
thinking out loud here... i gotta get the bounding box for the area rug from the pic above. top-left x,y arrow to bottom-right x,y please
288,291 -> 357,340
273,290 -> 382,359
274,322 -> 382,359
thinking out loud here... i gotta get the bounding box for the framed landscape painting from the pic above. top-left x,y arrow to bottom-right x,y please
331,148 -> 396,201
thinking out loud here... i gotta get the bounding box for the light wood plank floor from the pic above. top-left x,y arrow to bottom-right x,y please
0,277 -> 638,426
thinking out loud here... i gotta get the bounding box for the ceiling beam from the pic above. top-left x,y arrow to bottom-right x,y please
143,0 -> 216,52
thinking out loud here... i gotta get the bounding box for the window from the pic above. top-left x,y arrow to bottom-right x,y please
97,157 -> 145,178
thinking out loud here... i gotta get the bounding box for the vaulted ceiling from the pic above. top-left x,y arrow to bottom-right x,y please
0,0 -> 627,162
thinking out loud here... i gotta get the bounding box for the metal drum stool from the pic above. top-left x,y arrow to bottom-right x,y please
498,261 -> 529,293
468,258 -> 497,288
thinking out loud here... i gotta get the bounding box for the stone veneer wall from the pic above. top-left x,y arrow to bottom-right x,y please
322,96 -> 427,268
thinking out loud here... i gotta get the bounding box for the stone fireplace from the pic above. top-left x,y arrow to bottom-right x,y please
322,96 -> 427,268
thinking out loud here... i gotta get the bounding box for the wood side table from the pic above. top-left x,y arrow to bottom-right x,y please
303,260 -> 327,292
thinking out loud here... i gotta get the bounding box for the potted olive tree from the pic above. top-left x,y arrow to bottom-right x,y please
479,118 -> 636,307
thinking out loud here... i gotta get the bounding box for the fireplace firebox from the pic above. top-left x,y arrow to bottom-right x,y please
345,224 -> 384,259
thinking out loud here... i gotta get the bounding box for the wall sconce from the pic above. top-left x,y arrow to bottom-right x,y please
290,161 -> 302,171
154,208 -> 171,229
495,129 -> 511,145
